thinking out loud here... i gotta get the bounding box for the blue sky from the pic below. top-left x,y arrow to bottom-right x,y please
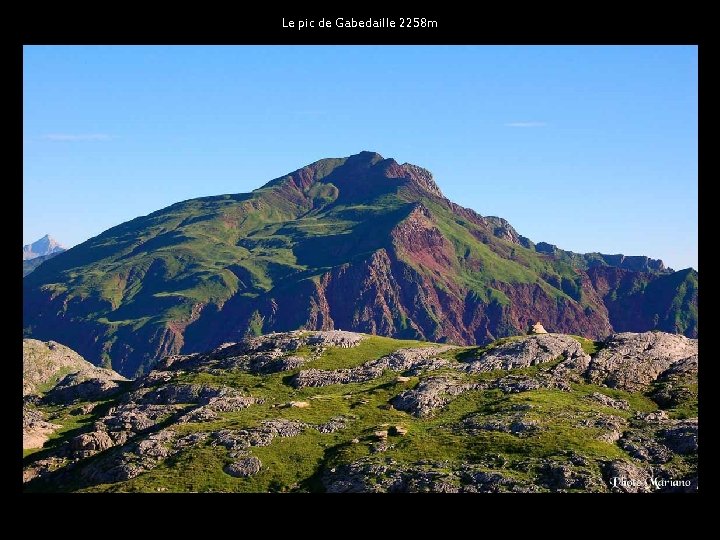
23,45 -> 698,270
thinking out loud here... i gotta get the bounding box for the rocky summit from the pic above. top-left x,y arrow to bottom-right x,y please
23,330 -> 697,493
23,152 -> 697,378
22,234 -> 66,276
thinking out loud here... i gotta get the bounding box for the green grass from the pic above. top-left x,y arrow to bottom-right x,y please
303,335 -> 434,370
569,335 -> 603,356
25,329 -> 697,493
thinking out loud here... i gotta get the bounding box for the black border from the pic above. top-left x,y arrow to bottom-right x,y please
13,13 -> 705,516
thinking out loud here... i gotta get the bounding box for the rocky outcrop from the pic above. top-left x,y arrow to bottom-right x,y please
45,369 -> 127,404
602,461 -> 653,493
23,339 -> 123,396
224,456 -> 262,478
589,392 -> 629,410
463,334 -> 588,373
292,345 -> 453,388
23,339 -> 128,410
585,332 -> 697,391
23,407 -> 61,450
23,330 -> 698,493
391,377 -> 482,417
463,412 -> 541,437
322,458 -> 550,493
156,331 -> 362,375
211,419 -> 307,457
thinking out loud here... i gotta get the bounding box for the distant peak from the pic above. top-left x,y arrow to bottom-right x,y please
23,234 -> 66,260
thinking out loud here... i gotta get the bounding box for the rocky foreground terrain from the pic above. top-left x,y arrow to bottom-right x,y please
23,330 -> 697,493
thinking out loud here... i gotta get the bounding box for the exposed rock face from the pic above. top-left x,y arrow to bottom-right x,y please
23,234 -> 65,261
71,431 -> 115,456
24,338 -> 127,405
45,369 -> 127,403
659,420 -> 698,455
307,331 -> 365,348
391,377 -> 482,417
23,339 -> 125,397
602,461 -> 653,493
463,334 -> 588,373
23,407 -> 61,450
589,392 -> 630,410
463,412 -> 541,437
322,458 -> 550,493
225,457 -> 262,478
586,332 -> 698,391
22,152 -> 697,378
156,331 -> 363,375
292,345 -> 453,388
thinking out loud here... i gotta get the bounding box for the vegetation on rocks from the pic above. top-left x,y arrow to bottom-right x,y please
23,330 -> 697,493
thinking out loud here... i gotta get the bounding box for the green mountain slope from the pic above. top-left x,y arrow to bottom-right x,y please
23,152 -> 697,377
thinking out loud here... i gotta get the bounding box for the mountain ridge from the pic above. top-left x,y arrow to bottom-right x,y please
23,152 -> 698,377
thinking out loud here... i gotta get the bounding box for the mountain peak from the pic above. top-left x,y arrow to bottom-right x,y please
23,234 -> 66,261
353,150 -> 384,162
261,151 -> 444,204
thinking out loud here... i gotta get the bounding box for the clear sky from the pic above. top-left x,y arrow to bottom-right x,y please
23,45 -> 698,270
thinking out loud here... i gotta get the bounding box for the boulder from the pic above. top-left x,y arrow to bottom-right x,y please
224,456 -> 262,478
586,332 -> 697,391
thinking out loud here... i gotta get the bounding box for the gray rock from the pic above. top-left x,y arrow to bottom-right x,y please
81,429 -> 179,484
177,407 -> 218,423
586,332 -> 697,391
491,373 -> 570,393
71,431 -> 114,456
391,377 -> 482,417
101,403 -> 180,434
254,355 -> 307,374
23,338 -> 126,397
44,370 -> 126,404
134,383 -> 233,405
635,410 -> 669,424
589,392 -> 630,410
175,432 -> 209,448
177,395 -> 259,423
23,406 -> 61,450
292,345 -> 454,388
315,416 -> 347,434
263,419 -> 305,437
539,462 -> 600,490
135,429 -> 176,459
224,456 -> 262,477
578,413 -> 626,444
603,460 -> 653,493
211,419 -> 307,452
307,330 -> 365,348
618,432 -> 673,463
463,412 -> 540,437
659,419 -> 698,454
463,334 -> 589,373
23,456 -> 66,483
